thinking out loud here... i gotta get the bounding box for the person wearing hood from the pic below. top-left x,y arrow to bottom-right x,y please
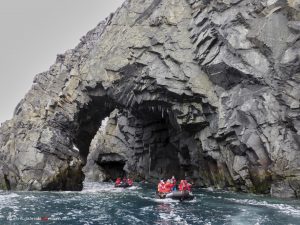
179,179 -> 192,192
115,177 -> 121,186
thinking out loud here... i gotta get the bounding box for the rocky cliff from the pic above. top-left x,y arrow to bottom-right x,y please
0,0 -> 299,197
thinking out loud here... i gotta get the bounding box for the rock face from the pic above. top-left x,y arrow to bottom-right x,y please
0,0 -> 299,197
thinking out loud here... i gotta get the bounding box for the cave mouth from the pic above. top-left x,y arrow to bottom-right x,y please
73,87 -> 195,185
97,161 -> 126,181
73,94 -> 119,164
129,103 -> 195,182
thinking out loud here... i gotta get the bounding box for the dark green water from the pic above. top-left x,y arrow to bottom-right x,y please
1,182 -> 300,225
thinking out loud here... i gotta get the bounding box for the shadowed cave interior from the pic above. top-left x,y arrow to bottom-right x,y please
73,94 -> 199,184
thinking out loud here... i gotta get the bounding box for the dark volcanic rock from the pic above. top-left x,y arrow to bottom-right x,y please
0,0 -> 299,198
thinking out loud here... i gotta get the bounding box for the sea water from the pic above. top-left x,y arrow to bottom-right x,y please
0,182 -> 300,225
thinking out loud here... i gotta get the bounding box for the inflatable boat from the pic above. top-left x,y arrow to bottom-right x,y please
157,191 -> 194,201
115,182 -> 132,188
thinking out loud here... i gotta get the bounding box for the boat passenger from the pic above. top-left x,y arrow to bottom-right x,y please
157,180 -> 165,193
171,176 -> 177,191
127,178 -> 133,186
179,180 -> 192,192
164,179 -> 173,193
115,177 -> 121,186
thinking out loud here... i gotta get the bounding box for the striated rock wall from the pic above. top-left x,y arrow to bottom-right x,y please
0,0 -> 299,197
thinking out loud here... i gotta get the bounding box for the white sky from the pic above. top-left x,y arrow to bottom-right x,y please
0,0 -> 124,123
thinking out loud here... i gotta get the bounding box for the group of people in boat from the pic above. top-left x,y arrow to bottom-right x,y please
114,175 -> 194,200
115,177 -> 133,188
157,176 -> 193,199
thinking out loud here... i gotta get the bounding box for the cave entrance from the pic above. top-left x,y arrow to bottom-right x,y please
98,161 -> 126,181
73,87 -> 194,184
128,102 -> 197,182
73,92 -> 118,165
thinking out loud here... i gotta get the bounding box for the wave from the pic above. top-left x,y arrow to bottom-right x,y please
81,187 -> 124,194
158,212 -> 189,224
23,195 -> 37,200
225,198 -> 300,217
154,198 -> 179,203
127,186 -> 142,190
0,193 -> 19,200
123,214 -> 145,224
0,193 -> 20,213
81,182 -> 141,193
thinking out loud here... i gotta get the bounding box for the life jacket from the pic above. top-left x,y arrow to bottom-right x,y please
164,181 -> 173,193
158,182 -> 165,193
179,180 -> 191,191
127,179 -> 133,186
115,178 -> 121,185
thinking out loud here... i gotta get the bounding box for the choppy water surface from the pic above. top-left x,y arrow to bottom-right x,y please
1,182 -> 300,225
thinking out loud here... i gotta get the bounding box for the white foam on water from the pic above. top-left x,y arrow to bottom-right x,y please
81,182 -> 125,193
81,187 -> 124,194
0,193 -> 19,208
90,214 -> 111,221
124,214 -> 144,223
140,195 -> 196,204
0,193 -> 19,199
227,206 -> 271,225
23,195 -> 37,200
153,198 -> 179,203
127,186 -> 141,190
0,193 -> 21,218
225,198 -> 300,217
173,215 -> 188,224
158,212 -> 176,223
140,205 -> 153,213
205,187 -> 215,192
158,210 -> 188,225
185,197 -> 197,203
51,212 -> 64,217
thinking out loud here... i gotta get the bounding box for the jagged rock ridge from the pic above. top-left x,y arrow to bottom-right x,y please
0,0 -> 299,198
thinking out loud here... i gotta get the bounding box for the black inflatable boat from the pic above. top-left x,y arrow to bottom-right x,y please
157,191 -> 194,201
115,183 -> 132,188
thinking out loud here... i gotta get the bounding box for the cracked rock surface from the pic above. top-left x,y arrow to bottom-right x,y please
0,0 -> 299,197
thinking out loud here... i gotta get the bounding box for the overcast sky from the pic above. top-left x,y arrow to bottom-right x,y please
0,0 -> 124,123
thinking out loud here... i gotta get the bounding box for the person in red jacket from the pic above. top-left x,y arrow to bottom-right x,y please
164,179 -> 173,193
127,178 -> 133,186
179,180 -> 192,192
115,177 -> 121,186
157,180 -> 165,193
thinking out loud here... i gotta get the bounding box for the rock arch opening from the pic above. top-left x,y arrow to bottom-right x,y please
80,98 -> 199,184
73,92 -> 119,164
